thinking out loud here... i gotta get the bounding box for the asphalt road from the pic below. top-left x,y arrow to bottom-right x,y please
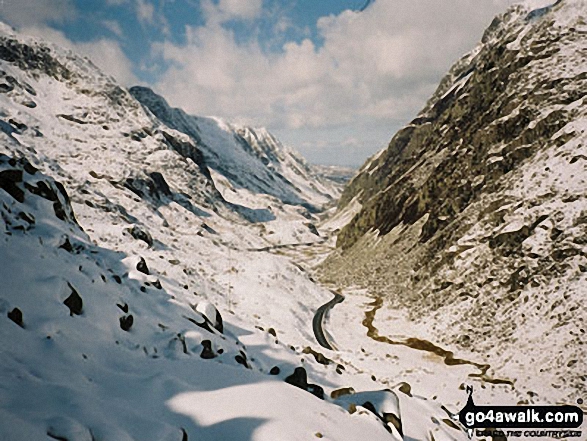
313,293 -> 344,350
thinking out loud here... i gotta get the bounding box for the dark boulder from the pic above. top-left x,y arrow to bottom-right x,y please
285,367 -> 308,390
119,314 -> 133,332
127,225 -> 153,247
0,168 -> 24,202
7,307 -> 23,328
136,257 -> 149,275
63,283 -> 83,316
200,340 -> 216,359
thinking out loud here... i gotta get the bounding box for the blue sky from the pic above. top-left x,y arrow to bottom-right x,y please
0,0 -> 520,167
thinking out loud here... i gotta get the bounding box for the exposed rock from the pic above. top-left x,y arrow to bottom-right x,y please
7,307 -> 23,328
307,384 -> 324,400
63,283 -> 83,316
136,257 -> 149,275
0,168 -> 24,202
285,366 -> 308,390
119,315 -> 133,332
200,339 -> 216,359
320,0 -> 587,403
302,346 -> 332,366
234,351 -> 250,368
194,301 -> 223,333
330,387 -> 355,399
126,225 -> 153,247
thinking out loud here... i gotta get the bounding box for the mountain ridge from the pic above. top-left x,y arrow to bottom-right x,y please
321,0 -> 587,404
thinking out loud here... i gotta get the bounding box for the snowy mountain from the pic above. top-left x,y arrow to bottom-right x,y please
0,21 -> 469,441
321,0 -> 587,408
129,85 -> 338,213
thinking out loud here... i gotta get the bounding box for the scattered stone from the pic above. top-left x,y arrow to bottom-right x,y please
285,367 -> 308,390
307,384 -> 324,399
235,351 -> 250,368
117,303 -> 128,313
302,346 -> 331,365
112,275 -> 122,284
63,283 -> 83,316
195,301 -> 223,333
7,307 -> 23,328
331,387 -> 355,399
58,237 -> 74,253
0,168 -> 25,202
119,315 -> 133,332
127,225 -> 153,247
136,257 -> 149,275
200,340 -> 216,359
397,382 -> 412,397
267,327 -> 277,337
269,366 -> 280,375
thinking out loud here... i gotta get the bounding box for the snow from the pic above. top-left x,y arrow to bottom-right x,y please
0,24 -> 470,441
3,0 -> 585,437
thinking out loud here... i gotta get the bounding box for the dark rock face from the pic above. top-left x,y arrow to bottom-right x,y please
306,384 -> 324,400
335,4 -> 584,251
148,172 -> 171,197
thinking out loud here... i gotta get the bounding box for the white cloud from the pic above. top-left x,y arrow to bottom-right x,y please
22,26 -> 138,86
152,0 -> 519,164
201,0 -> 263,23
101,19 -> 124,38
136,0 -> 155,25
0,0 -> 75,27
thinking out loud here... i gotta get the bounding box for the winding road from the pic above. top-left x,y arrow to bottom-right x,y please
313,292 -> 344,350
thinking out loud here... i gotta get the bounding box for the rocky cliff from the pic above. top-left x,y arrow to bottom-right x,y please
321,0 -> 587,403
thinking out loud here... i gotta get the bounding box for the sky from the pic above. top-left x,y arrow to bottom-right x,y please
0,0 -> 523,167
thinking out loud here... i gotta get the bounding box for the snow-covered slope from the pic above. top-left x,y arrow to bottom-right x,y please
322,0 -> 587,408
0,153 -> 400,441
0,22 -> 474,441
129,86 -> 338,212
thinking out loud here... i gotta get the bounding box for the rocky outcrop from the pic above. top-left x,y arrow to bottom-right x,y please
321,0 -> 587,403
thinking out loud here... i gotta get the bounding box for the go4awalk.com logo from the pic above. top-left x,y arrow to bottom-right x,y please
458,386 -> 584,439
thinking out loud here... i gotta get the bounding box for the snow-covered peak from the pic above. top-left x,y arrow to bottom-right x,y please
130,86 -> 340,211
